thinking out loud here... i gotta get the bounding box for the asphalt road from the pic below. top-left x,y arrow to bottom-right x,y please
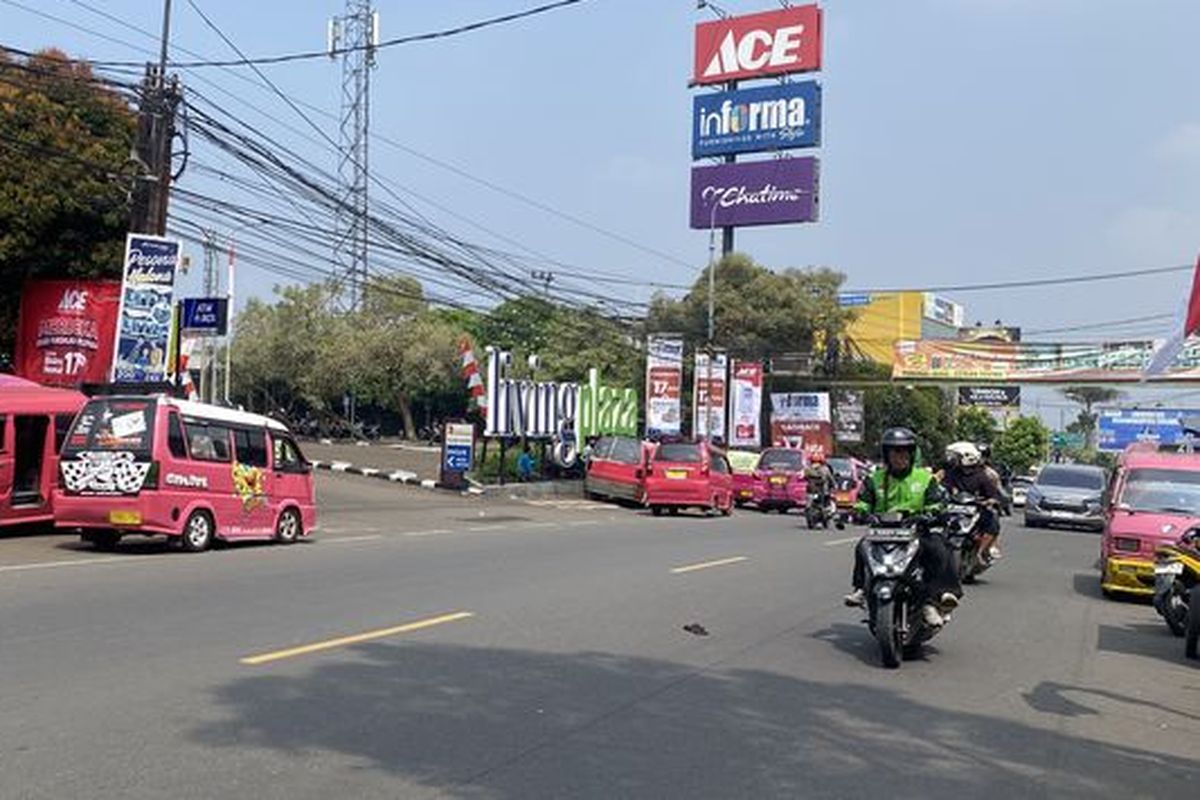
0,473 -> 1196,799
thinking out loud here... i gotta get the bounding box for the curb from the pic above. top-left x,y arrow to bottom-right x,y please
311,459 -> 447,492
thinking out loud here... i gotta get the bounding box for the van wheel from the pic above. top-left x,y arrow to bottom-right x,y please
651,506 -> 664,517
90,531 -> 120,552
180,510 -> 214,553
275,507 -> 302,544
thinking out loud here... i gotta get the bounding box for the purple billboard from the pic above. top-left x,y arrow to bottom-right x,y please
690,157 -> 819,229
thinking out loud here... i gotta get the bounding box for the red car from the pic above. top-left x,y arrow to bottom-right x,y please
727,450 -> 760,506
644,441 -> 734,516
828,456 -> 863,512
585,436 -> 654,504
752,447 -> 808,513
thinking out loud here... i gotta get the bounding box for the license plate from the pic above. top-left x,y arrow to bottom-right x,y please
108,510 -> 142,526
836,492 -> 851,501
1155,562 -> 1185,576
1049,510 -> 1071,518
1119,564 -> 1142,574
770,476 -> 787,485
666,469 -> 688,480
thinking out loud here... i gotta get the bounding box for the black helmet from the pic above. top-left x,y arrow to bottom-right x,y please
880,427 -> 918,455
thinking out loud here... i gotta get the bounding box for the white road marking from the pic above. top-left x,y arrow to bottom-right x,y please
566,520 -> 601,527
0,556 -> 153,573
323,534 -> 383,544
404,529 -> 451,537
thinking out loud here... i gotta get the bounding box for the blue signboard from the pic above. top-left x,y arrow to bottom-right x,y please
838,292 -> 872,308
111,233 -> 180,383
692,81 -> 822,159
181,297 -> 229,336
1098,408 -> 1200,452
444,445 -> 472,472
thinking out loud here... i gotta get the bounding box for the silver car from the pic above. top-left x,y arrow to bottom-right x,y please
1024,464 -> 1107,532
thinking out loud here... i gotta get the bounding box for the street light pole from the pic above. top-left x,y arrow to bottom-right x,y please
705,202 -> 719,441
222,219 -> 268,404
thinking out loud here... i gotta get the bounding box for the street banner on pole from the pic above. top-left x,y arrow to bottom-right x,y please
646,335 -> 684,437
111,233 -> 180,383
179,297 -> 229,337
834,390 -> 864,443
694,351 -> 728,441
14,279 -> 120,386
729,360 -> 763,447
770,392 -> 833,457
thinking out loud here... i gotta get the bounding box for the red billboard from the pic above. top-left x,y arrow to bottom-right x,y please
693,5 -> 822,86
14,279 -> 121,386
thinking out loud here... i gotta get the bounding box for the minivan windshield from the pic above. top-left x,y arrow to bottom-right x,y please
1037,466 -> 1104,490
656,443 -> 702,463
63,398 -> 155,456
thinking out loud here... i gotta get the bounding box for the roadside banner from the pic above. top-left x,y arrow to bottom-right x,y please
693,351 -> 729,441
770,392 -> 833,457
894,339 -> 1200,381
440,421 -> 476,489
14,279 -> 120,386
646,335 -> 684,437
1098,408 -> 1200,452
834,390 -> 864,443
728,360 -> 763,448
111,233 -> 181,383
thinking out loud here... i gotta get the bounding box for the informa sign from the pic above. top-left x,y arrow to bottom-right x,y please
693,4 -> 823,85
1098,409 -> 1200,453
690,158 -> 819,229
180,297 -> 229,337
645,335 -> 684,436
728,360 -> 764,448
692,81 -> 821,159
894,339 -> 1200,382
770,392 -> 833,457
440,421 -> 476,488
834,390 -> 864,443
111,234 -> 180,383
13,279 -> 120,386
693,351 -> 729,441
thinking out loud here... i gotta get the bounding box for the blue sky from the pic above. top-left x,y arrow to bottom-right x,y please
5,0 -> 1200,412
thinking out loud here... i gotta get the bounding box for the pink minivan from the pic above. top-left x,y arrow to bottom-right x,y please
54,394 -> 316,552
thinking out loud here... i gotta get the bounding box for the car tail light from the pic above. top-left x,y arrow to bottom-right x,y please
1114,536 -> 1140,553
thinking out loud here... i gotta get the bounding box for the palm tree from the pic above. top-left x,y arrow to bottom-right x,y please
1060,386 -> 1123,449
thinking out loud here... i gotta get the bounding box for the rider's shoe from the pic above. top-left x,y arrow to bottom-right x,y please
843,588 -> 866,607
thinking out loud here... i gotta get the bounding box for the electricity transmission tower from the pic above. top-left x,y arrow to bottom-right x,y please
328,2 -> 379,310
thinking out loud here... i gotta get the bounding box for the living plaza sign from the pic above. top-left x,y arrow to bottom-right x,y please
693,81 -> 821,159
693,5 -> 822,85
482,348 -> 637,466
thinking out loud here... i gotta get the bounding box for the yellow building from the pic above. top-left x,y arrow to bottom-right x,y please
841,291 -> 964,365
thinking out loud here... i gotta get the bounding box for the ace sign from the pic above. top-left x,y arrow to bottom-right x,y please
693,5 -> 822,85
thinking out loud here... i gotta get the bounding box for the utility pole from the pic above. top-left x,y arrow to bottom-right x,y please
328,2 -> 379,311
200,229 -> 218,403
129,0 -> 181,236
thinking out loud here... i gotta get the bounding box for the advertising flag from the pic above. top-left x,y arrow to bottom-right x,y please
13,279 -> 121,386
693,351 -> 729,441
728,360 -> 763,448
770,392 -> 833,457
111,234 -> 180,383
646,335 -> 684,436
1146,253 -> 1200,377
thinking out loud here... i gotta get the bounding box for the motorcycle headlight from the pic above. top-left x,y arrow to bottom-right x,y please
866,539 -> 920,578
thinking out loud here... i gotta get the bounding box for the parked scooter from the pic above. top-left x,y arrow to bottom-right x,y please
1153,528 -> 1200,658
860,514 -> 949,668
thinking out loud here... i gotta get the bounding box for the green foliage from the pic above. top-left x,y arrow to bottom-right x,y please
994,416 -> 1051,475
1060,386 -> 1123,450
956,406 -> 999,445
0,49 -> 136,355
646,253 -> 850,361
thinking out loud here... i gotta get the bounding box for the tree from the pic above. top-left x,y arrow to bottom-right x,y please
956,406 -> 998,445
0,49 -> 136,355
1060,386 -> 1123,449
994,416 -> 1050,475
646,253 -> 851,361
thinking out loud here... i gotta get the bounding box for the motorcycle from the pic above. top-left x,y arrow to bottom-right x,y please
861,514 -> 947,668
804,490 -> 840,530
1152,529 -> 1200,659
942,493 -> 993,584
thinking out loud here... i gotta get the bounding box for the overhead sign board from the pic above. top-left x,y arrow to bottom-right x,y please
693,5 -> 822,85
957,386 -> 1021,409
894,339 -> 1200,382
1098,408 -> 1200,453
180,297 -> 228,336
692,81 -> 821,159
690,157 -> 819,229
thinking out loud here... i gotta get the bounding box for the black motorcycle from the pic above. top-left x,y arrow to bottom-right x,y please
861,514 -> 947,668
804,490 -> 840,530
942,493 -> 992,584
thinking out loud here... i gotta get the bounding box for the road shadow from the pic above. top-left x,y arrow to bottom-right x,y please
1071,572 -> 1105,601
1096,621 -> 1192,666
192,641 -> 1199,799
1024,680 -> 1200,722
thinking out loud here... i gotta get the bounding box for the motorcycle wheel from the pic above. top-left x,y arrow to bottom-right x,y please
873,599 -> 902,669
1186,587 -> 1200,660
1164,583 -> 1188,638
805,511 -> 816,530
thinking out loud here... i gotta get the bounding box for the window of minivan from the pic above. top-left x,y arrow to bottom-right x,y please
759,449 -> 804,471
656,443 -> 702,463
1038,467 -> 1104,490
64,398 -> 155,457
273,435 -> 307,472
233,428 -> 269,468
184,419 -> 232,462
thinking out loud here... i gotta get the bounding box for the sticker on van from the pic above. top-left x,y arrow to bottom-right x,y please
232,463 -> 266,511
61,451 -> 151,495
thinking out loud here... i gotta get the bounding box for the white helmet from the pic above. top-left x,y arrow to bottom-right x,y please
946,441 -> 983,468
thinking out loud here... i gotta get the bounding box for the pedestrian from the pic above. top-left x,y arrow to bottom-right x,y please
517,445 -> 535,482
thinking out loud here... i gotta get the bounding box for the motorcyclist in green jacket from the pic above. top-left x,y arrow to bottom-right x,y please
844,427 -> 962,627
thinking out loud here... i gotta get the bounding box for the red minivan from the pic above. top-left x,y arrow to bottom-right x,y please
585,435 -> 654,504
54,395 -> 317,552
643,441 -> 734,516
0,376 -> 86,529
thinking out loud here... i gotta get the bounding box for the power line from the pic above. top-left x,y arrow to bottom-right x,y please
846,263 -> 1194,295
